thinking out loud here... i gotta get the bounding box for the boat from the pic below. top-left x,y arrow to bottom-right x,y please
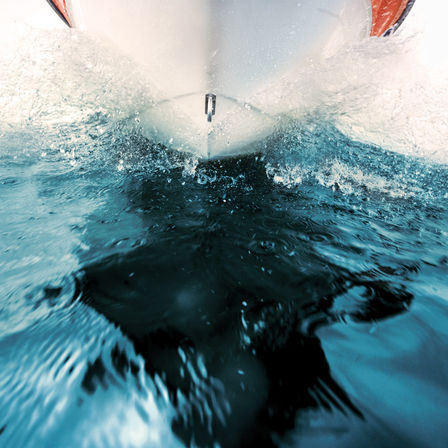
47,0 -> 415,158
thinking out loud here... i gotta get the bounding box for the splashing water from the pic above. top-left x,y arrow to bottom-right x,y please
0,1 -> 448,447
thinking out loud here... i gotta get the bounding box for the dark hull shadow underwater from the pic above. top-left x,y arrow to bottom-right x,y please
75,145 -> 417,447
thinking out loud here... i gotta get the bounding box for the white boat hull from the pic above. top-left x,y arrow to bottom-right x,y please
66,0 -> 372,158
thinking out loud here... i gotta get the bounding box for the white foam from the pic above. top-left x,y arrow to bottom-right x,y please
275,0 -> 448,164
0,0 -> 447,163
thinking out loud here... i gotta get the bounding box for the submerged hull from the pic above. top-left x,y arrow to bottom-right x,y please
51,0 -> 413,158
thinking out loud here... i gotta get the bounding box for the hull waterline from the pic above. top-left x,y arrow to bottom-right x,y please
49,0 -> 414,158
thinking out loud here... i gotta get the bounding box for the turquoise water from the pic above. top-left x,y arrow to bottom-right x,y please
1,28 -> 448,448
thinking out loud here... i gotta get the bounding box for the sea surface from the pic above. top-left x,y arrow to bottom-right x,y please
1,7 -> 448,448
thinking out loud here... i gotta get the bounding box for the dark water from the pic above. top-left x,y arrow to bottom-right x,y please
1,109 -> 447,447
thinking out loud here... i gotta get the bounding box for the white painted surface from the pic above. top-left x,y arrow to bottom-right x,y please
65,0 -> 372,157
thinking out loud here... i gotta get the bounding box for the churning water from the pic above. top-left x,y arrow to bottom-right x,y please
1,2 -> 448,447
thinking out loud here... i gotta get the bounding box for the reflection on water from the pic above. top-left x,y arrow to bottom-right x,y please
1,23 -> 448,448
1,115 -> 448,447
75,137 -> 442,446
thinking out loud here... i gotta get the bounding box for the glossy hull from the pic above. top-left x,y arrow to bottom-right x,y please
65,0 -> 373,157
